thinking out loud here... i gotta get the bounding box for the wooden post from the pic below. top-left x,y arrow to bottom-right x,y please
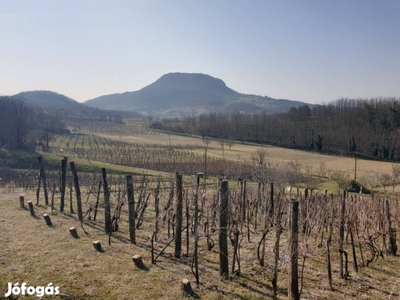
154,177 -> 160,242
269,182 -> 274,226
193,173 -> 201,285
386,199 -> 398,255
93,240 -> 102,252
69,227 -> 79,238
326,205 -> 334,290
50,181 -> 55,212
28,201 -> 35,216
181,279 -> 193,295
272,201 -> 283,299
69,181 -> 74,214
186,194 -> 190,256
132,255 -> 144,268
219,180 -> 229,278
288,200 -> 300,300
37,156 -> 49,206
36,172 -> 41,205
43,214 -> 52,226
175,173 -> 183,258
243,180 -> 247,222
70,162 -> 83,221
19,196 -> 24,209
93,180 -> 101,221
102,168 -> 111,234
339,192 -> 347,279
60,157 -> 67,212
126,175 -> 136,244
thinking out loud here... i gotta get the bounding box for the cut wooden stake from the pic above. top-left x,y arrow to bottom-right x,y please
132,255 -> 144,268
181,279 -> 193,294
93,241 -> 102,252
28,201 -> 35,216
69,227 -> 79,238
43,214 -> 52,226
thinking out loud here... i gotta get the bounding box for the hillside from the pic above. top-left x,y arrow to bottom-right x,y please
84,73 -> 311,117
13,90 -> 144,121
14,90 -> 95,115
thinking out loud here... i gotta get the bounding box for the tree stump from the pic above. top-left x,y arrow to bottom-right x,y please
69,227 -> 79,238
93,241 -> 102,252
27,201 -> 35,216
43,214 -> 52,226
181,279 -> 193,294
19,196 -> 24,209
132,255 -> 144,268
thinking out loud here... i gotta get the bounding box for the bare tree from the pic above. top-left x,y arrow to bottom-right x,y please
329,171 -> 350,189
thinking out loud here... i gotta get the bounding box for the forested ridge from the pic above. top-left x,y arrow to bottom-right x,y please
0,96 -> 67,150
152,97 -> 400,161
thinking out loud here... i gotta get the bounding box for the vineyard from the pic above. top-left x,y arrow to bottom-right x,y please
1,120 -> 400,299
1,165 -> 400,299
46,120 -> 263,179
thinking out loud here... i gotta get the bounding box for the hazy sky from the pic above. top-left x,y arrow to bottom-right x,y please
1,1 -> 400,104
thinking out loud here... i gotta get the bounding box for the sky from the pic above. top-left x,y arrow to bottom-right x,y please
1,1 -> 400,104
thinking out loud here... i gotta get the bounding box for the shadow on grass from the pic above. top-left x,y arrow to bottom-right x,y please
30,214 -> 41,220
136,264 -> 150,272
184,291 -> 201,299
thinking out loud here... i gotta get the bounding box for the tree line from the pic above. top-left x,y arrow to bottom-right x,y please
151,97 -> 400,161
0,96 -> 67,150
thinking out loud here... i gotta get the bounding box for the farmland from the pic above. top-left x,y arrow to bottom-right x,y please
1,119 -> 400,299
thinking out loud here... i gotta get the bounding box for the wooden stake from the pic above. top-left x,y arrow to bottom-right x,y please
93,241 -> 102,252
60,157 -> 67,212
70,162 -> 83,221
181,279 -> 193,295
69,227 -> 79,238
219,180 -> 229,278
102,168 -> 111,234
175,173 -> 183,258
28,201 -> 35,216
43,214 -> 52,226
126,174 -> 136,244
19,196 -> 24,209
288,200 -> 300,300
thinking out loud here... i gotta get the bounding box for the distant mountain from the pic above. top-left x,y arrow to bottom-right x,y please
84,73 -> 312,117
13,91 -> 95,115
12,90 -> 144,121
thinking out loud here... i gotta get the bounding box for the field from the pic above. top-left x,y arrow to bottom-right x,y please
1,119 -> 400,299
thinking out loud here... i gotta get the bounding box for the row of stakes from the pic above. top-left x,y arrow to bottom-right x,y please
18,195 -> 194,294
19,196 -> 112,253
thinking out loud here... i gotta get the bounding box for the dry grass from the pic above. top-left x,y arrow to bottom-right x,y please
97,130 -> 395,180
1,184 -> 400,300
2,121 -> 400,299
